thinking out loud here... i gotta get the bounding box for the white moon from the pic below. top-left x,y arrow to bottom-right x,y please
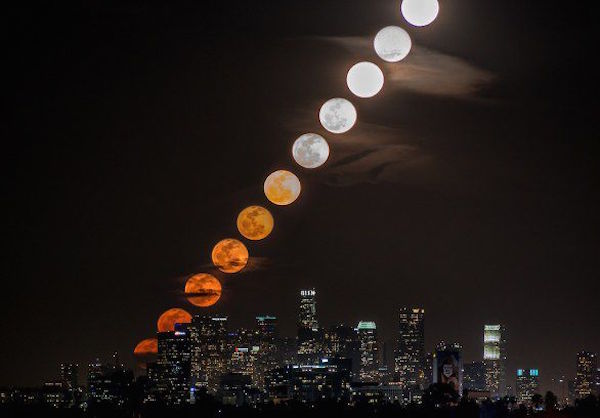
292,133 -> 330,169
346,62 -> 384,98
401,0 -> 439,27
374,26 -> 412,62
319,98 -> 357,134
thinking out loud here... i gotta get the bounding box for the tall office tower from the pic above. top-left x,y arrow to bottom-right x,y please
57,362 -> 79,407
87,355 -> 133,406
87,358 -> 106,402
298,289 -> 321,363
111,351 -> 124,370
463,361 -> 487,392
516,368 -> 540,405
299,289 -> 318,329
323,324 -> 359,361
188,315 -> 228,393
433,342 -> 463,396
483,324 -> 507,397
575,351 -> 597,399
59,363 -> 78,389
356,321 -> 379,382
266,358 -> 352,404
256,315 -> 278,339
156,324 -> 192,405
228,327 -> 267,389
395,307 -> 425,397
230,346 -> 259,377
596,364 -> 600,397
255,316 -> 279,388
277,336 -> 299,366
423,352 -> 435,388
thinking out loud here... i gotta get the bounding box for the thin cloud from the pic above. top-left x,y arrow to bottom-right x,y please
280,36 -> 493,185
323,36 -> 494,97
287,108 -> 433,186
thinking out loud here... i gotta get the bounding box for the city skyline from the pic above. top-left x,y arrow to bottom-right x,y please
4,0 -> 599,402
5,286 -> 597,401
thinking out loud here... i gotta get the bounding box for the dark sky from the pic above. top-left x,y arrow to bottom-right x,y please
5,0 -> 599,392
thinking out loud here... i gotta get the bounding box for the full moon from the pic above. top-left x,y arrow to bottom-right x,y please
401,0 -> 439,27
184,273 -> 222,307
319,98 -> 357,134
374,26 -> 412,62
263,170 -> 301,205
292,133 -> 330,168
346,62 -> 384,98
211,238 -> 249,273
157,308 -> 191,332
237,205 -> 274,240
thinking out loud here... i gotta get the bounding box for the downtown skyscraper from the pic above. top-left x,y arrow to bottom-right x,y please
575,351 -> 597,399
298,289 -> 318,329
188,314 -> 228,393
297,289 -> 321,364
394,307 -> 425,401
515,368 -> 540,405
483,324 -> 507,398
356,321 -> 379,382
156,325 -> 192,405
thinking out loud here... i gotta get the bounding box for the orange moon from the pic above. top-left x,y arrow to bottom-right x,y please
237,206 -> 274,240
263,170 -> 301,205
134,338 -> 158,356
133,338 -> 158,369
211,238 -> 249,273
185,273 -> 222,307
157,308 -> 192,332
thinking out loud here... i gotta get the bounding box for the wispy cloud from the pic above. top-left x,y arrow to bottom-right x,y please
282,36 -> 493,185
287,107 -> 433,185
324,36 -> 493,97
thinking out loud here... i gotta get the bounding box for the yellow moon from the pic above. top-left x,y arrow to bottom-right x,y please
237,206 -> 274,240
211,238 -> 249,273
184,273 -> 222,307
263,170 -> 301,205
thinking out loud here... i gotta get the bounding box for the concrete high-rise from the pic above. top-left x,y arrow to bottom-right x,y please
483,324 -> 507,397
516,368 -> 540,405
575,351 -> 597,399
156,324 -> 192,405
395,307 -> 425,403
59,363 -> 78,389
463,361 -> 486,392
298,289 -> 321,363
433,341 -> 463,396
188,314 -> 228,393
256,315 -> 277,338
298,289 -> 318,329
356,321 -> 379,382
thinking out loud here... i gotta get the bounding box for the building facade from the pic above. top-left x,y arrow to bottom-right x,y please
515,368 -> 540,405
356,321 -> 379,382
483,324 -> 507,397
298,289 -> 321,363
156,325 -> 192,405
575,351 -> 597,399
395,307 -> 425,402
188,314 -> 228,393
433,342 -> 463,396
464,361 -> 486,392
299,289 -> 318,329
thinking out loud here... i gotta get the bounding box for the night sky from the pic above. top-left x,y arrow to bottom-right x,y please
5,0 -> 599,391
